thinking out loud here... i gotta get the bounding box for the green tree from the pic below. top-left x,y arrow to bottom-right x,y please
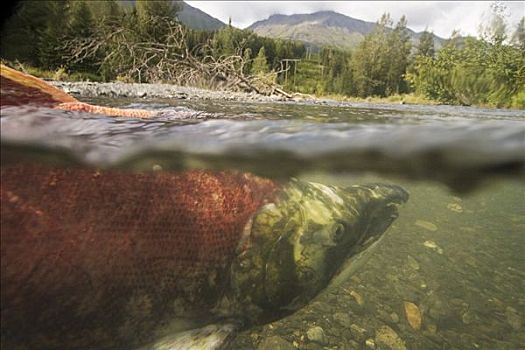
417,30 -> 435,57
407,25 -> 524,108
1,2 -> 37,64
252,46 -> 269,74
351,13 -> 411,97
66,1 -> 95,73
212,25 -> 236,56
38,1 -> 70,70
68,1 -> 94,38
479,1 -> 508,45
136,0 -> 179,42
87,0 -> 122,29
351,13 -> 391,97
242,47 -> 253,75
318,46 -> 353,95
386,15 -> 412,94
511,17 -> 525,48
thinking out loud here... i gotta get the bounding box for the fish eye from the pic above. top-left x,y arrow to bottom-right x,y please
333,223 -> 346,243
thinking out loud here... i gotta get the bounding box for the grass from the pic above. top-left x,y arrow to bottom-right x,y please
3,61 -> 103,82
312,93 -> 439,106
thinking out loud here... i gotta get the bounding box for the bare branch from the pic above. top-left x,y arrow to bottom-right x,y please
61,18 -> 291,97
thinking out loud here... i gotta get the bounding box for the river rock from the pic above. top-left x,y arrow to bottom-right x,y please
365,338 -> 376,349
423,240 -> 444,254
407,255 -> 420,270
375,326 -> 407,350
461,308 -> 479,325
349,323 -> 368,342
333,312 -> 352,328
426,296 -> 452,323
306,326 -> 326,344
404,301 -> 422,330
257,336 -> 295,350
349,290 -> 365,306
415,220 -> 438,231
390,312 -> 400,324
505,306 -> 523,330
447,202 -> 464,213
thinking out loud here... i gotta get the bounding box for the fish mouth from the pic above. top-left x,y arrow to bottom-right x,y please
344,184 -> 409,254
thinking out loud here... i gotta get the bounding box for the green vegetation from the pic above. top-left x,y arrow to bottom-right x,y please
1,1 -> 523,108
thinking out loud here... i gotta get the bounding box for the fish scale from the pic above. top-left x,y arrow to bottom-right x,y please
1,162 -> 280,349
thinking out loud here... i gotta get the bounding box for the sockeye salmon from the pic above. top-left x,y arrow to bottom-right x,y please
0,65 -> 409,349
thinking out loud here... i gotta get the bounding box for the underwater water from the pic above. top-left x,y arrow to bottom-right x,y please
1,98 -> 524,350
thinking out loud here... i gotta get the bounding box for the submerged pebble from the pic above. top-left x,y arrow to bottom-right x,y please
461,308 -> 479,325
306,326 -> 326,344
349,290 -> 365,306
407,255 -> 420,270
447,203 -> 464,213
414,220 -> 438,231
257,336 -> 295,350
505,306 -> 523,331
404,301 -> 422,330
423,240 -> 444,254
349,323 -> 368,342
365,338 -> 376,349
390,312 -> 400,324
375,325 -> 407,350
333,312 -> 352,328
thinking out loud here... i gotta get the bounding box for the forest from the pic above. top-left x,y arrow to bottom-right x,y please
1,0 -> 524,108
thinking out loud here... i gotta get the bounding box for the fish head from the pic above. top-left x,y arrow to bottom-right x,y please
229,179 -> 408,322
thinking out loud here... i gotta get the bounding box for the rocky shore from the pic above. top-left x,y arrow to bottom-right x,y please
50,81 -> 297,103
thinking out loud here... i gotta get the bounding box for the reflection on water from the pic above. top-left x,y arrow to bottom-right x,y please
1,98 -> 524,349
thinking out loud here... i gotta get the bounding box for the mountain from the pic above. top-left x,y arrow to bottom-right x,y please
176,1 -> 225,31
247,10 -> 445,51
121,1 -> 225,31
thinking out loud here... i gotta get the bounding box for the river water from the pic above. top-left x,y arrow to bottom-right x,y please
1,98 -> 524,350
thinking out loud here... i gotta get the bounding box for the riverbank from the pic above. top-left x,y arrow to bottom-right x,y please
50,80 -> 441,109
4,62 -> 495,108
50,81 -> 288,103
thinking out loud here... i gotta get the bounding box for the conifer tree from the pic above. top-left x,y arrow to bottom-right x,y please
252,47 -> 269,74
68,1 -> 94,38
87,0 -> 122,29
511,17 -> 525,48
136,0 -> 179,41
351,13 -> 391,96
417,30 -> 435,57
38,1 -> 70,70
386,15 -> 411,94
242,48 -> 253,75
66,1 -> 95,73
1,2 -> 36,64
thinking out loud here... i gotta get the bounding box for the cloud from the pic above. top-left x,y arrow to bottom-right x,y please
186,1 -> 525,38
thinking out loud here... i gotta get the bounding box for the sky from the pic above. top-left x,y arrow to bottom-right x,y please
185,1 -> 525,38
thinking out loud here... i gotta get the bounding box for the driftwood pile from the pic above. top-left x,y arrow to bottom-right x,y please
62,18 -> 292,99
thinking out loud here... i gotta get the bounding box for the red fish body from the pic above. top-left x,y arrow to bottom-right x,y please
1,64 -> 155,118
1,162 -> 280,349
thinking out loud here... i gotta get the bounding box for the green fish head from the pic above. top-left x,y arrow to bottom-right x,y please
229,180 -> 408,323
